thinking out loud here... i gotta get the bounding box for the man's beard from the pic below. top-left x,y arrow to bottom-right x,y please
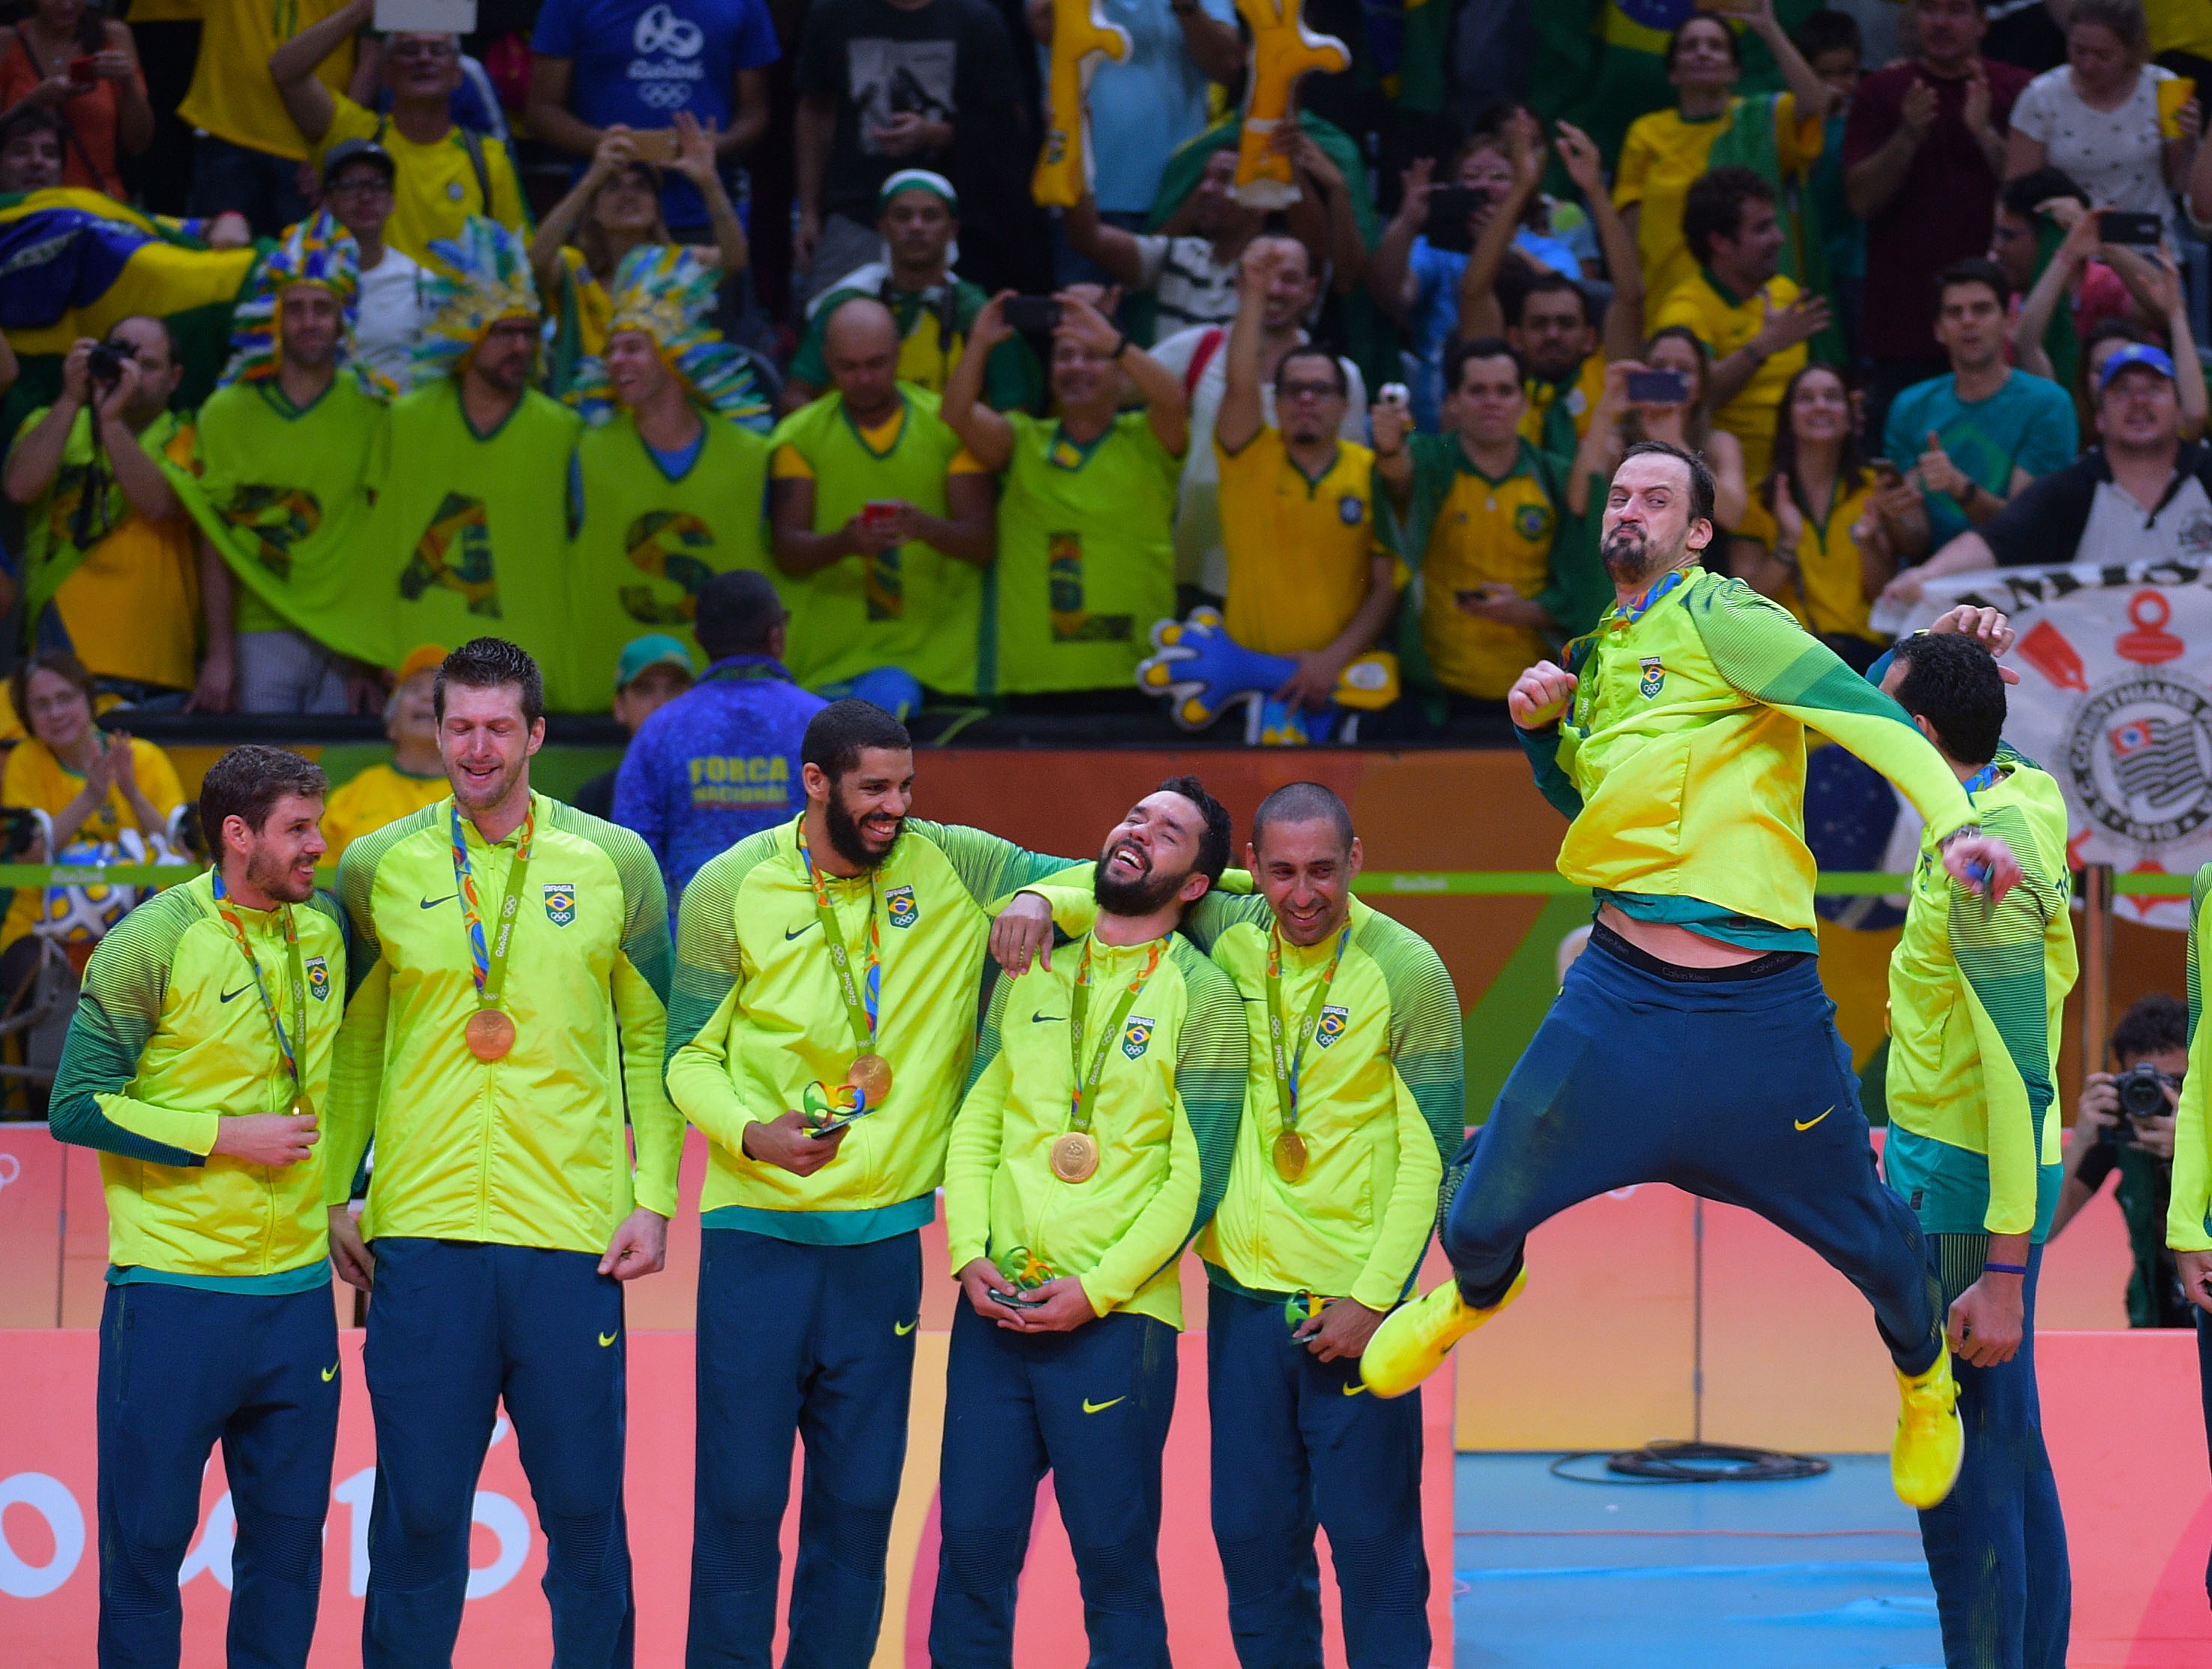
244,844 -> 314,904
1093,840 -> 1186,916
1601,524 -> 1681,588
450,754 -> 524,813
826,789 -> 896,871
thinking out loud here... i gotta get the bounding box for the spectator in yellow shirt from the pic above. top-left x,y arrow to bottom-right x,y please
318,643 -> 450,864
1653,166 -> 1834,485
1212,240 -> 1397,717
178,0 -> 357,233
272,0 -> 528,269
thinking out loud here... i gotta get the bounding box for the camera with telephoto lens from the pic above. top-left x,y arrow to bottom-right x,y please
2109,1062 -> 2181,1141
85,338 -> 136,387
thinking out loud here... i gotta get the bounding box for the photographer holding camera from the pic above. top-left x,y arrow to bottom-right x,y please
2,317 -> 209,706
2049,993 -> 2190,1326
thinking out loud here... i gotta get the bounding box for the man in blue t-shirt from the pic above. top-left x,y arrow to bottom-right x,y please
1884,257 -> 2077,558
528,0 -> 780,230
613,569 -> 826,911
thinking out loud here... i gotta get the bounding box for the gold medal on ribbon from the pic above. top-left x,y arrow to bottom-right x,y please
847,1052 -> 893,1107
289,1088 -> 317,1121
1050,1131 -> 1100,1184
465,1009 -> 516,1061
1272,1130 -> 1308,1181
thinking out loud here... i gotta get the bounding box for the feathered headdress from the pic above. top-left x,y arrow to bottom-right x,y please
413,215 -> 543,385
568,243 -> 769,431
217,212 -> 372,390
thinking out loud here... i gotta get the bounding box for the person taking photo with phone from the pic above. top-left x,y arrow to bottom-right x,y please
0,0 -> 150,202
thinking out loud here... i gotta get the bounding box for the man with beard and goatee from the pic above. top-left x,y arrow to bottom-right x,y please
50,745 -> 345,1668
665,697 -> 1091,1669
1361,439 -> 2029,1521
931,777 -> 1245,1669
322,637 -> 678,1669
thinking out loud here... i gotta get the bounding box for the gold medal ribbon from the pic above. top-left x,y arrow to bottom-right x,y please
1067,936 -> 1161,1136
450,802 -> 535,1022
797,823 -> 882,1052
211,872 -> 310,1109
1264,924 -> 1350,1142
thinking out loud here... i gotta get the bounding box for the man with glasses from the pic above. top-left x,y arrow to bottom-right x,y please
1209,239 -> 1399,739
320,139 -> 431,391
272,0 -> 528,266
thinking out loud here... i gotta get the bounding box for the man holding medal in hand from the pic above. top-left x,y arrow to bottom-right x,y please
323,637 -> 679,1669
929,778 -> 1247,1669
665,698 -> 1093,1669
51,744 -> 345,1669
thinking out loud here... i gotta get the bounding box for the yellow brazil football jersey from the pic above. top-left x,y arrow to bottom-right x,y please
1884,748 -> 2076,1240
319,762 -> 450,867
1215,425 -> 1385,655
1182,893 -> 1461,1312
324,792 -> 679,1253
2169,865 -> 2212,1250
665,816 -> 1089,1243
310,94 -> 529,268
178,0 -> 355,160
1732,476 -> 1883,645
944,930 -> 1245,1330
48,870 -> 346,1285
1410,434 -> 1562,700
1525,568 -> 1978,946
1518,353 -> 1609,456
1651,268 -> 1808,486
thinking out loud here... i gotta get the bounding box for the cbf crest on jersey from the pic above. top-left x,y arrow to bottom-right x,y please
1639,656 -> 1665,699
1122,1016 -> 1154,1059
1314,1004 -> 1349,1047
886,885 -> 919,929
544,883 -> 577,927
305,956 -> 331,1002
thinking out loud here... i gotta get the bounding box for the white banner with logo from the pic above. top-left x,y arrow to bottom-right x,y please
1876,560 -> 2212,930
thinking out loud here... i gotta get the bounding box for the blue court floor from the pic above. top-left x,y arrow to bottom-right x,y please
1454,1453 -> 1940,1668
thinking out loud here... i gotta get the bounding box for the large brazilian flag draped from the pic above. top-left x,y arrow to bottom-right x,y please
0,190 -> 262,434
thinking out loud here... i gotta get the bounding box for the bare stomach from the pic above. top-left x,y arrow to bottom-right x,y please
1596,903 -> 1764,968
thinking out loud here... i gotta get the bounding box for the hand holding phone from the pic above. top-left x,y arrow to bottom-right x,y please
1002,295 -> 1063,333
2098,209 -> 2163,248
66,55 -> 98,86
1625,368 -> 1690,405
1423,186 -> 1487,255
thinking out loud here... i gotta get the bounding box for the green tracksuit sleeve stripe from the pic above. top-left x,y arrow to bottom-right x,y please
1686,579 -> 1977,842
910,820 -> 1089,909
1365,915 -> 1466,1163
1946,802 -> 2059,1237
50,890 -> 208,1165
946,978 -> 1014,1273
2168,864 -> 2212,1251
1179,889 -> 1275,954
664,830 -> 773,1070
1167,941 -> 1246,1247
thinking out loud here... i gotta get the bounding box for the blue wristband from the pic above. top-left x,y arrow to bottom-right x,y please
1983,1261 -> 2029,1276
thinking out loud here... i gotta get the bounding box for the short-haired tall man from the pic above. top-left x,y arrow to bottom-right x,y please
770,295 -> 996,703
784,170 -> 1042,413
1876,628 -> 2076,1667
1173,781 -> 1463,1669
666,699 -> 1087,1668
52,744 -> 343,1668
931,777 -> 1245,1669
1362,440 -> 2029,1518
614,569 -> 827,909
1653,166 -> 1833,485
324,637 -> 678,1669
1882,257 -> 2076,560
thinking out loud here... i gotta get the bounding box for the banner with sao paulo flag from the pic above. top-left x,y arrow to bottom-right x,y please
1876,560 -> 2212,930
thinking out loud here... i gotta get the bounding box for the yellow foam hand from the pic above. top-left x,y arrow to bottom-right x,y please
1232,0 -> 1349,207
1033,0 -> 1131,208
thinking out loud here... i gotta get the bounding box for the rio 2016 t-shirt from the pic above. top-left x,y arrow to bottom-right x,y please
531,0 -> 782,228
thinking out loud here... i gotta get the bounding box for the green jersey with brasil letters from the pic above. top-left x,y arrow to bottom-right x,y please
665,816 -> 1089,1244
2164,865 -> 2212,1252
945,930 -> 1245,1330
566,408 -> 773,700
1883,748 -> 2076,1240
49,870 -> 346,1289
361,380 -> 587,709
986,411 -> 1181,697
768,386 -> 985,695
176,375 -> 387,643
323,793 -> 680,1252
1520,568 -> 1980,951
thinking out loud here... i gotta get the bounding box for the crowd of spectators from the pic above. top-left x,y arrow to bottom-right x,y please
0,0 -> 2208,766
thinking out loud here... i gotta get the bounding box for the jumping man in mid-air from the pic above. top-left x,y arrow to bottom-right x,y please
1363,438 -> 2025,1512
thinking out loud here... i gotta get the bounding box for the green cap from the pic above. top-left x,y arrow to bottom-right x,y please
616,634 -> 695,690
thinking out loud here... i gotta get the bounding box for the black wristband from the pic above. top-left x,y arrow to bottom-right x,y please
1110,333 -> 1133,360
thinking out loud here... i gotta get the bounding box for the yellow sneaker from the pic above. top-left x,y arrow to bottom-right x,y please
1891,1345 -> 1964,1509
1360,1266 -> 1527,1399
